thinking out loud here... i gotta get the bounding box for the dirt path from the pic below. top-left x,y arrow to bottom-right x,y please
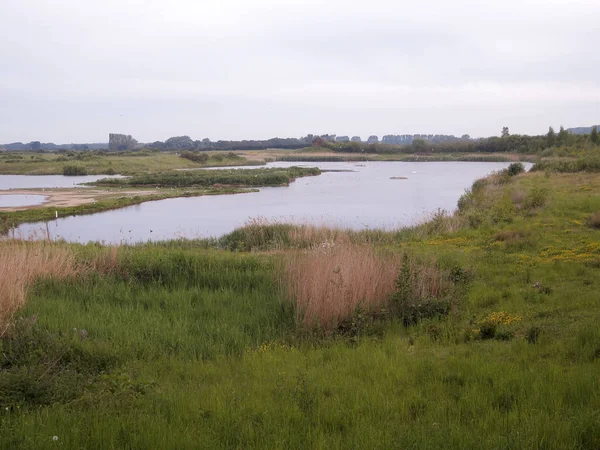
0,188 -> 159,211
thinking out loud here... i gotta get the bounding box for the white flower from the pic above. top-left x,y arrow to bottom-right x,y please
52,436 -> 58,441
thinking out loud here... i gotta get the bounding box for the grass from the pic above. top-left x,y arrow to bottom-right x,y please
90,166 -> 321,188
0,151 -> 262,176
0,242 -> 77,333
2,167 -> 600,448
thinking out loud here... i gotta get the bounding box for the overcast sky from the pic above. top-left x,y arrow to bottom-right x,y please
1,0 -> 599,143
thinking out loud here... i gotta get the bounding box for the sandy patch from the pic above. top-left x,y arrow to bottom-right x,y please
0,188 -> 160,211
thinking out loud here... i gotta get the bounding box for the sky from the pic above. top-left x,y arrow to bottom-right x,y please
1,0 -> 599,143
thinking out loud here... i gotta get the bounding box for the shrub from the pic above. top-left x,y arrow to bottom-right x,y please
180,151 -> 209,163
63,165 -> 88,176
390,254 -> 455,327
523,186 -> 548,210
526,326 -> 541,343
506,162 -> 525,176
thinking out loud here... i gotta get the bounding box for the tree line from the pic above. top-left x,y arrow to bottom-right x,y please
2,125 -> 598,153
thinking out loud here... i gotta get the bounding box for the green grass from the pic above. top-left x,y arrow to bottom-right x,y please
91,166 -> 321,188
0,151 -> 262,176
2,169 -> 600,448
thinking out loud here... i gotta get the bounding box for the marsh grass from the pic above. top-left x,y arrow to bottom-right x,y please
0,241 -> 77,333
281,244 -> 398,331
2,168 -> 600,448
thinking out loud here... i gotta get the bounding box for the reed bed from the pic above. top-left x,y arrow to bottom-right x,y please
281,243 -> 398,331
0,241 -> 78,333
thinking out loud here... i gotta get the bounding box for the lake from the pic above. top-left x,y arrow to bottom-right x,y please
12,162 -> 524,244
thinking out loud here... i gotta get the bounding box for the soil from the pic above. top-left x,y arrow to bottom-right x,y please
0,188 -> 159,212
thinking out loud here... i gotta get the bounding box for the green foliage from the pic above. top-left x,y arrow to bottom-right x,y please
390,254 -> 455,326
93,167 -> 320,188
591,126 -> 599,145
532,155 -> 600,173
506,162 -> 525,176
3,168 -> 600,448
412,138 -> 427,152
526,326 -> 542,344
180,151 -> 209,163
62,165 -> 88,176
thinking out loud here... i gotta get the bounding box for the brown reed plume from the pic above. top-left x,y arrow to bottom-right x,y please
281,243 -> 399,331
0,240 -> 78,335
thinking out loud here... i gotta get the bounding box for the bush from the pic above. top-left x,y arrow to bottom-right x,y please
507,162 -> 525,176
63,165 -> 88,176
526,326 -> 541,344
523,186 -> 548,210
180,151 -> 209,163
390,254 -> 456,327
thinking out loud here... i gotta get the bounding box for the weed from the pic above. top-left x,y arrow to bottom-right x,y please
526,326 -> 541,344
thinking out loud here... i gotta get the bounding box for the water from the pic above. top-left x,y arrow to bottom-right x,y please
0,174 -> 121,190
0,194 -> 47,207
14,162 -> 526,244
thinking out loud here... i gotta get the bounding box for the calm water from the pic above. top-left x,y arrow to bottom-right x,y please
0,194 -> 47,207
0,174 -> 121,190
14,162 -> 525,244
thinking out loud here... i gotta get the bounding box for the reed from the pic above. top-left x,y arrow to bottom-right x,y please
0,241 -> 77,333
280,243 -> 398,331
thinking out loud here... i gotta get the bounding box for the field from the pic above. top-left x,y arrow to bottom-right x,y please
0,149 -> 538,177
0,151 -> 262,176
1,166 -> 600,449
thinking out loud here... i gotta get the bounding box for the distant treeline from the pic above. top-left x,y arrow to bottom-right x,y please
318,126 -> 600,155
2,125 -> 598,153
0,142 -> 107,151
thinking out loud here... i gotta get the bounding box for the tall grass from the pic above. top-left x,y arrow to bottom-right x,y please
281,244 -> 398,331
0,241 -> 77,333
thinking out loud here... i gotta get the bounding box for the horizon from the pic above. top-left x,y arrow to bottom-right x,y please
2,124 -> 599,147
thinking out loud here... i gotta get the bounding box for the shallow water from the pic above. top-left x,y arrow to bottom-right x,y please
14,162 -> 527,244
0,194 -> 47,207
0,174 -> 121,190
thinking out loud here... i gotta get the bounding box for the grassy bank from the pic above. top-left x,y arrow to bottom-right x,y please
273,151 -> 531,163
2,167 -> 600,448
0,151 -> 262,176
91,166 -> 321,188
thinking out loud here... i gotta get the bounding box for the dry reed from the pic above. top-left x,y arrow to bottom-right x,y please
0,240 -> 78,334
281,243 -> 399,331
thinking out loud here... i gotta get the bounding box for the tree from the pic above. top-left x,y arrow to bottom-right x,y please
312,137 -> 326,147
547,126 -> 557,147
351,136 -> 361,142
367,135 -> 379,144
591,126 -> 599,144
29,141 -> 41,151
461,134 -> 470,140
109,133 -> 138,151
412,138 -> 427,152
164,136 -> 195,150
501,127 -> 510,138
557,125 -> 569,144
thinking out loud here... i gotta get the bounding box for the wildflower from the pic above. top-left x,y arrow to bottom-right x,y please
52,436 -> 59,441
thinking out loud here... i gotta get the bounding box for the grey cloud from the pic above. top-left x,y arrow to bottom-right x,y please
1,0 -> 599,142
